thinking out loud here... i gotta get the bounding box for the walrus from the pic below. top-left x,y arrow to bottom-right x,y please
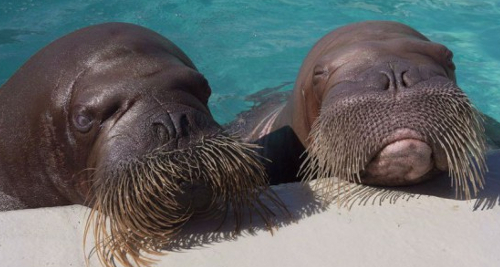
0,23 -> 282,267
228,20 -> 499,200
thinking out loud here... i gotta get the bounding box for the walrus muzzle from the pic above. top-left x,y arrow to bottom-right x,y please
302,80 -> 487,200
85,134 -> 280,267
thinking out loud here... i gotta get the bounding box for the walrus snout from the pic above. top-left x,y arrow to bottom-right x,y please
148,105 -> 221,151
302,78 -> 486,198
363,129 -> 448,185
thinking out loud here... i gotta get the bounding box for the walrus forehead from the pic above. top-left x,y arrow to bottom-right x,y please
85,50 -> 186,78
71,67 -> 211,115
317,38 -> 450,81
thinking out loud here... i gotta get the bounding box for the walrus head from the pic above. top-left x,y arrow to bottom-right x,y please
297,21 -> 486,199
0,23 -> 280,267
78,57 -> 275,266
66,26 -> 280,266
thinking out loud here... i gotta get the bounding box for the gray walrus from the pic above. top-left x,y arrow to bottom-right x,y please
228,20 -> 500,199
0,23 -> 282,267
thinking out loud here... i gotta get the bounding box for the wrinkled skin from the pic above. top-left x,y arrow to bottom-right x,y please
0,23 -> 220,210
228,20 -> 499,189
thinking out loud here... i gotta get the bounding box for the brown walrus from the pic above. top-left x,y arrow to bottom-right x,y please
0,23 -> 282,267
228,20 -> 500,200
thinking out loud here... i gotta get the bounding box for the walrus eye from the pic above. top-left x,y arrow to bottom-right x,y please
73,113 -> 94,133
313,66 -> 327,77
312,66 -> 328,88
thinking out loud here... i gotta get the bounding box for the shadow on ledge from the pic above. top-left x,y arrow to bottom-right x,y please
160,150 -> 499,253
162,182 -> 325,252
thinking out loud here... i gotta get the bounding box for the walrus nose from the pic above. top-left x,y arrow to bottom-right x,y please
150,113 -> 191,147
382,62 -> 420,91
151,111 -> 212,149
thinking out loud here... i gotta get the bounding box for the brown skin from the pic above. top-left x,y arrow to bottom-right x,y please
273,21 -> 455,146
0,23 -> 218,210
229,20 -> 493,186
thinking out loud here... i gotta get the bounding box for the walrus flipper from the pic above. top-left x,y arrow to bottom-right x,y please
225,82 -> 292,138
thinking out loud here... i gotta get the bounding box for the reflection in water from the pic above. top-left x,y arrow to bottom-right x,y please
0,29 -> 39,45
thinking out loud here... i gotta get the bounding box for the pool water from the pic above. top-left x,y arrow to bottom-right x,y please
1,0 -> 499,124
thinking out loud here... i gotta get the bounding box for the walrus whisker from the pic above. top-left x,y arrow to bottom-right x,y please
84,134 -> 286,267
311,177 -> 426,210
430,107 -> 485,198
300,82 -> 487,204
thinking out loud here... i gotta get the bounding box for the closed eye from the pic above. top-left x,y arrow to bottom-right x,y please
313,65 -> 327,77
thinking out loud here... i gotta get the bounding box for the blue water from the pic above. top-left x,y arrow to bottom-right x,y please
1,0 -> 499,124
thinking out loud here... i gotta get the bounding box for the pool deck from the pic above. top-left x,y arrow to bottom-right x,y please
0,150 -> 499,267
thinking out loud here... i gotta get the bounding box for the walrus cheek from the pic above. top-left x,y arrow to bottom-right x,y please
364,139 -> 435,185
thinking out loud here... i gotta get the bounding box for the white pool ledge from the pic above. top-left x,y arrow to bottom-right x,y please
1,150 -> 499,267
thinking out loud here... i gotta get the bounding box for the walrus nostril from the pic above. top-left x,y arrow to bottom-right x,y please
401,70 -> 409,87
151,113 -> 178,143
152,122 -> 169,142
179,114 -> 190,136
382,76 -> 389,90
169,113 -> 191,137
383,63 -> 415,90
381,72 -> 392,91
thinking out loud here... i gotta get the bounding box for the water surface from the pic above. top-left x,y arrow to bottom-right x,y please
1,0 -> 499,123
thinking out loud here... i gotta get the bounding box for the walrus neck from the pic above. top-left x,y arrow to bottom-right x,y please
0,95 -> 75,209
272,87 -> 315,148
